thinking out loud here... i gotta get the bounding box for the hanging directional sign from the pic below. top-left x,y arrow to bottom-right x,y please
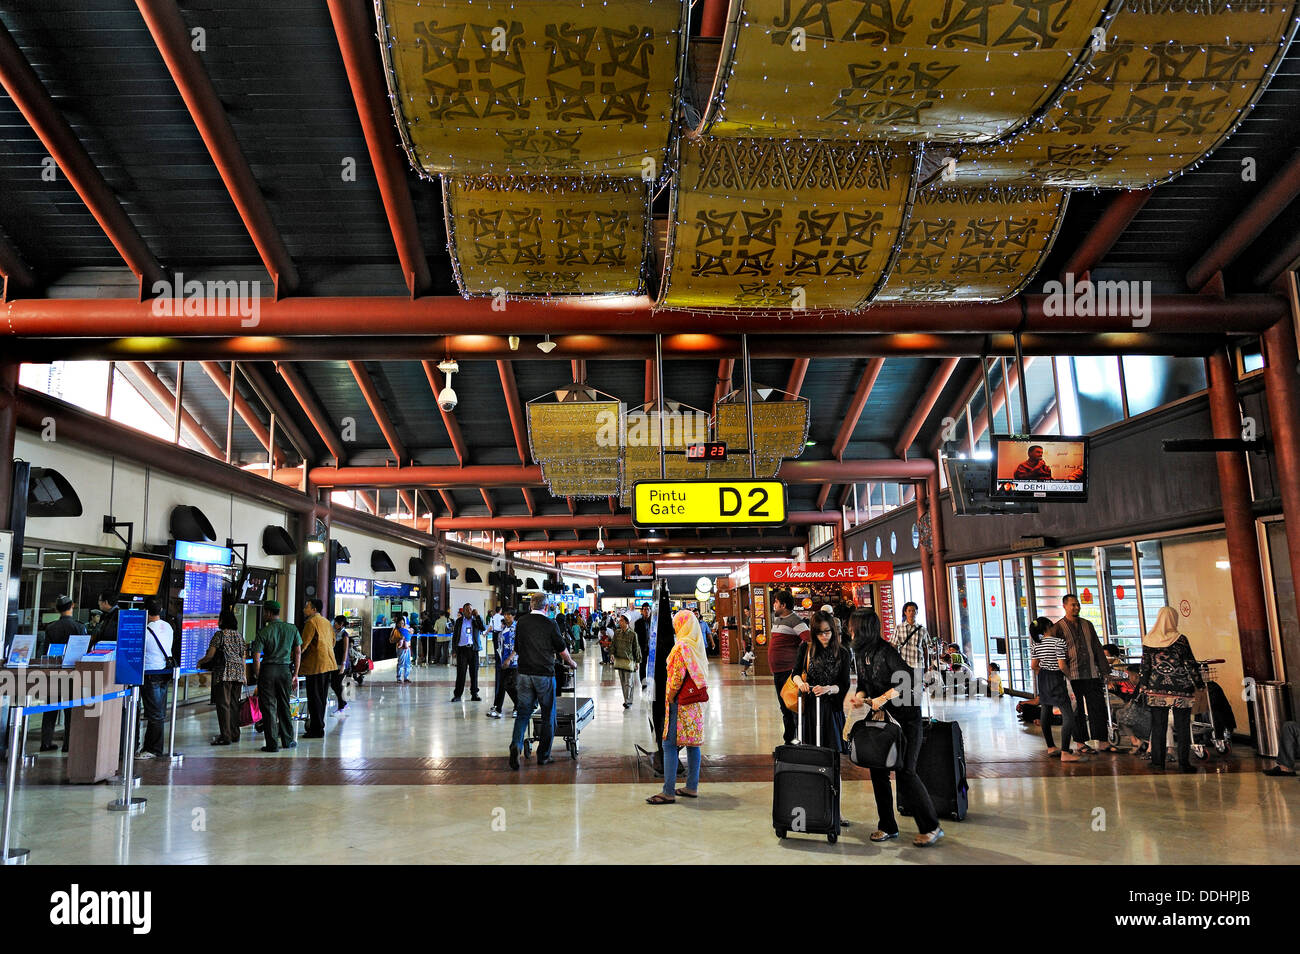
631,479 -> 787,528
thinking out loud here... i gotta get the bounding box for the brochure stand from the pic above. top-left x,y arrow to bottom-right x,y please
107,608 -> 147,815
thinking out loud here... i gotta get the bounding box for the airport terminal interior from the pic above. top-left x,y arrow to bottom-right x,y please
0,0 -> 1299,869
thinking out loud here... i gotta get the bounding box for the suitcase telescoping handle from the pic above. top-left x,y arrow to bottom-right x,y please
794,681 -> 821,746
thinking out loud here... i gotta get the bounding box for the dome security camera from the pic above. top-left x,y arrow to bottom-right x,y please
437,359 -> 459,412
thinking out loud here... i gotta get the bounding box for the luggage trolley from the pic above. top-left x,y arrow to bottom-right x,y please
524,660 -> 594,761
1190,658 -> 1230,759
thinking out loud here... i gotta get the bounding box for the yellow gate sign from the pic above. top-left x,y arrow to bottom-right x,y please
631,480 -> 787,528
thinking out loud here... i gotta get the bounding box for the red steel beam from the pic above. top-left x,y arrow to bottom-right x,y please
497,360 -> 529,464
567,496 -> 577,517
326,0 -> 432,297
520,487 -> 536,516
832,358 -> 884,461
3,294 -> 1279,337
1188,148 -> 1300,292
0,230 -> 34,297
136,0 -> 298,296
438,489 -> 457,517
276,362 -> 347,463
714,358 -> 735,410
348,360 -> 406,463
421,359 -> 468,466
1060,190 -> 1151,279
571,359 -> 586,383
239,363 -> 316,463
895,357 -> 961,457
644,359 -> 657,406
0,21 -> 167,292
434,512 -> 838,531
304,458 -> 933,488
815,485 -> 831,510
480,488 -> 496,517
785,358 -> 810,397
505,536 -> 805,552
121,362 -> 223,458
699,0 -> 728,37
199,361 -> 282,466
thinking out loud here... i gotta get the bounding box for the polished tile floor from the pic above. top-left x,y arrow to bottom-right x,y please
8,651 -> 1297,864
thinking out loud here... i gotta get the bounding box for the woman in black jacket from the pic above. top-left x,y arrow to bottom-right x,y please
791,611 -> 851,748
848,608 -> 944,847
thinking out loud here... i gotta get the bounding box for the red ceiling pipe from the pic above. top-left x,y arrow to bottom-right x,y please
276,362 -> 347,462
785,358 -> 810,398
199,362 -> 283,466
895,357 -> 961,457
1188,150 -> 1300,293
120,362 -> 224,458
347,361 -> 407,463
421,359 -> 468,466
505,536 -> 805,552
1060,190 -> 1151,279
1206,347 -> 1273,681
699,0 -> 729,37
3,294 -> 1283,337
497,360 -> 530,464
136,0 -> 298,297
326,0 -> 432,297
913,481 -> 938,632
16,387 -> 312,513
239,363 -> 317,464
0,21 -> 166,293
926,472 -> 952,644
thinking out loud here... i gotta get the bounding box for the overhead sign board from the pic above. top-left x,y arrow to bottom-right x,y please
746,561 -> 894,584
631,479 -> 787,528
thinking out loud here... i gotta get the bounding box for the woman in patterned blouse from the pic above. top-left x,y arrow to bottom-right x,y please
197,608 -> 249,746
1136,605 -> 1204,773
646,610 -> 710,805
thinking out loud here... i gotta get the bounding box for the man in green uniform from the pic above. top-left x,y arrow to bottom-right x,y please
251,600 -> 302,752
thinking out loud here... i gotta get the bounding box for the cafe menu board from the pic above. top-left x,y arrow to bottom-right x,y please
118,554 -> 168,598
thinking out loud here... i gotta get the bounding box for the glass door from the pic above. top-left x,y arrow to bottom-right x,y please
1067,548 -> 1108,638
1003,558 -> 1031,691
979,561 -> 1004,682
1136,538 -> 1169,632
1100,543 -> 1143,662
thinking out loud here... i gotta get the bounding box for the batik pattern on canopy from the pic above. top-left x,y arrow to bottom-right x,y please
700,0 -> 1116,142
376,0 -> 685,177
949,0 -> 1300,187
660,138 -> 918,310
444,176 -> 652,296
876,185 -> 1068,301
527,391 -> 625,498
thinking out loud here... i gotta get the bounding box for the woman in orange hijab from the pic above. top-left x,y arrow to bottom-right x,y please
646,610 -> 710,804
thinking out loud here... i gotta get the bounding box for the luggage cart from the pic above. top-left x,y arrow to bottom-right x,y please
523,661 -> 593,761
1190,658 -> 1230,760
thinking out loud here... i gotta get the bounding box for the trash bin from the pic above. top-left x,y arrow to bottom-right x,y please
1250,681 -> 1291,758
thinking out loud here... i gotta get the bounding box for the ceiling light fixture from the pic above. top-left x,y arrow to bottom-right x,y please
537,334 -> 557,354
596,526 -> 606,551
508,335 -> 520,351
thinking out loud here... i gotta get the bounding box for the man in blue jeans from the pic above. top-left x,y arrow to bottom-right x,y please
509,594 -> 577,770
137,598 -> 174,759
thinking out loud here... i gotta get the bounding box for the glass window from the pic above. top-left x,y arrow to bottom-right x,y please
1240,339 -> 1264,374
1136,539 -> 1168,631
1121,356 -> 1207,416
112,367 -> 183,444
1100,544 -> 1143,662
950,564 -> 986,673
1053,357 -> 1083,434
1067,548 -> 1107,637
980,560 -> 1004,681
74,552 -> 122,630
1003,558 -> 1031,691
1024,357 -> 1059,435
1032,553 -> 1069,622
19,362 -> 110,415
1070,357 -> 1125,432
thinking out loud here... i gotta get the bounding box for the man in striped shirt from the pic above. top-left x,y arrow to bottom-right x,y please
768,589 -> 809,745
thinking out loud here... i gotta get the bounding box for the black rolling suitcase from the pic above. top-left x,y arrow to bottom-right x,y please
899,717 -> 968,821
525,660 -> 593,760
772,694 -> 841,844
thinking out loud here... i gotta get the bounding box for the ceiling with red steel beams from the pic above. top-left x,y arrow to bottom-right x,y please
1,1 -> 1299,553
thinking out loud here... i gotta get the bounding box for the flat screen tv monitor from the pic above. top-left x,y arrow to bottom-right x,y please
990,437 -> 1089,501
238,570 -> 270,604
622,561 -> 655,583
115,553 -> 169,598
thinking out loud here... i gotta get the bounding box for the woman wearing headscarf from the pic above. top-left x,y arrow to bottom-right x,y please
1136,605 -> 1204,772
646,610 -> 709,804
791,610 -> 850,748
848,607 -> 944,847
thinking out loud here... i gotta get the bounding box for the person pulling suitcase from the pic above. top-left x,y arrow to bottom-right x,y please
847,607 -> 945,847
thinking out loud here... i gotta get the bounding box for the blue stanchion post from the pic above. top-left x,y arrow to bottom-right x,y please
167,667 -> 183,765
107,687 -> 146,815
2,705 -> 29,864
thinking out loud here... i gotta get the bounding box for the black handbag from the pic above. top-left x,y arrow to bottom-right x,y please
198,632 -> 226,673
849,712 -> 905,770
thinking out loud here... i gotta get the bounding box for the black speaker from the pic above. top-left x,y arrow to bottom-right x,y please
371,550 -> 396,573
169,504 -> 216,542
27,467 -> 82,518
262,525 -> 296,556
464,567 -> 483,583
409,557 -> 428,577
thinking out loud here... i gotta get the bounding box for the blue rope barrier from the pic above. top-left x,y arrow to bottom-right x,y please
22,688 -> 132,715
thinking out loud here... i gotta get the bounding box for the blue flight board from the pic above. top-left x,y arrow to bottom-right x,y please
116,609 -> 146,686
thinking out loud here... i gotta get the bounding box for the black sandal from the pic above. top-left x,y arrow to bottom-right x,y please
675,788 -> 698,798
645,793 -> 676,805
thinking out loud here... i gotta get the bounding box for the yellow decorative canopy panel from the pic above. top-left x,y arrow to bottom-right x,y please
660,138 -> 917,309
876,185 -> 1068,302
702,0 -> 1115,143
445,176 -> 651,296
527,393 -> 625,497
950,0 -> 1300,188
714,393 -> 809,460
377,0 -> 685,177
619,401 -> 710,505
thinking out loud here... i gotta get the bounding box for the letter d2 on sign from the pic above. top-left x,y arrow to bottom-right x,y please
631,480 -> 788,529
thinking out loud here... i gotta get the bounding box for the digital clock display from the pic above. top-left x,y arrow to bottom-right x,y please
686,442 -> 727,461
